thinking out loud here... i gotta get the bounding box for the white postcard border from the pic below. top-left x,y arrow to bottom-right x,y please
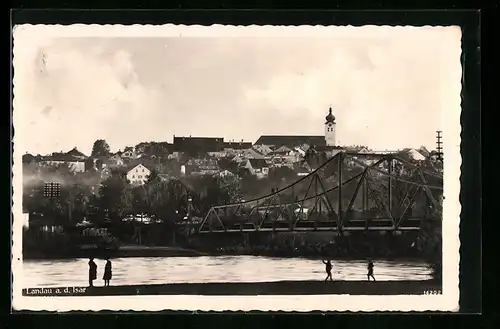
11,24 -> 462,312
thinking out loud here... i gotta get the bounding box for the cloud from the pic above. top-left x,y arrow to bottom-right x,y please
13,27 -> 461,155
15,38 -> 159,154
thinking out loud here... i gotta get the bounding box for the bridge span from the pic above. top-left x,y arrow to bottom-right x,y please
196,151 -> 443,234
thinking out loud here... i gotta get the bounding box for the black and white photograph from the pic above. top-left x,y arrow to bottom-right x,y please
11,24 -> 461,312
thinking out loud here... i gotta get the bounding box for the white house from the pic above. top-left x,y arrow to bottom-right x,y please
41,159 -> 86,173
126,164 -> 151,185
407,149 -> 427,161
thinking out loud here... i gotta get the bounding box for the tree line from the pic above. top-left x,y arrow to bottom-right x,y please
22,161 -> 302,229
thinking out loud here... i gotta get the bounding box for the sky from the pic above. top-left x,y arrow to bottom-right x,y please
13,25 -> 462,155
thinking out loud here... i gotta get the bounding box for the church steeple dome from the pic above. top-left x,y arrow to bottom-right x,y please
325,107 -> 335,124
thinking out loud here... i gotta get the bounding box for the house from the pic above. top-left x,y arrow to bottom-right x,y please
270,146 -> 303,168
126,164 -> 151,185
398,148 -> 426,162
213,169 -> 236,178
39,148 -> 88,172
231,147 -> 266,165
106,154 -> 124,167
252,144 -> 273,155
272,145 -> 293,155
293,146 -> 307,157
65,147 -> 87,160
185,158 -> 220,176
254,135 -> 327,149
343,146 -> 370,154
240,147 -> 265,159
121,147 -> 137,159
243,159 -> 270,179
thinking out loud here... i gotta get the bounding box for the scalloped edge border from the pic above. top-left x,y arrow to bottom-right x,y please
10,24 -> 461,313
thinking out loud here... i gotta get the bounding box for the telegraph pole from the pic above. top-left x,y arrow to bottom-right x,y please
436,131 -> 443,163
43,181 -> 61,226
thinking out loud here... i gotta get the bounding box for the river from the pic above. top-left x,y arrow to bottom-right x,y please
22,256 -> 432,288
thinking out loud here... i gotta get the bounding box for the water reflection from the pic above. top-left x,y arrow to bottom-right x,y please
23,256 -> 432,288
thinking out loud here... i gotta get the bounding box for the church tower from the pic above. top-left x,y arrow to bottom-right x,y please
325,107 -> 336,146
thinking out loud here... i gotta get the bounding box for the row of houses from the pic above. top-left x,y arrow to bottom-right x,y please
23,133 -> 438,186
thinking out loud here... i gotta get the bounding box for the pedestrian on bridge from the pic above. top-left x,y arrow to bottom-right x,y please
367,260 -> 376,281
322,260 -> 333,282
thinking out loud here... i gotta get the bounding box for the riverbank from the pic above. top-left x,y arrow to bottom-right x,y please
23,248 -> 435,262
23,243 -> 438,261
23,279 -> 441,296
23,245 -> 206,260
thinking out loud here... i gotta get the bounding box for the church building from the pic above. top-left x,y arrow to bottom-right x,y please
254,106 -> 338,150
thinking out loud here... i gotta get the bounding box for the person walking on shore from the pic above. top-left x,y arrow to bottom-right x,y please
103,257 -> 112,287
367,260 -> 376,281
322,260 -> 333,282
88,257 -> 97,287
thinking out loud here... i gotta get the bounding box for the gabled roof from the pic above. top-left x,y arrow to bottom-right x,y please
241,147 -> 265,158
126,161 -> 154,173
273,145 -> 292,154
254,135 -> 326,148
249,159 -> 269,169
66,147 -> 87,158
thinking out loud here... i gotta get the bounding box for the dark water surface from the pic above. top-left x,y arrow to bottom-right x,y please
23,256 -> 432,288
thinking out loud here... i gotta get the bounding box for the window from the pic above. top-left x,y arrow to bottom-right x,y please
142,169 -> 144,172
132,175 -> 135,178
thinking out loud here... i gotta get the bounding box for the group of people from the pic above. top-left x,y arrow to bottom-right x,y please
322,260 -> 376,282
88,257 -> 376,286
88,257 -> 113,287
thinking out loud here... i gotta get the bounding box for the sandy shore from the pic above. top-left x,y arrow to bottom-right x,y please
23,280 -> 441,296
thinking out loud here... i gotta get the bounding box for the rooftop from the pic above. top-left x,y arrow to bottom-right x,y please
254,135 -> 327,149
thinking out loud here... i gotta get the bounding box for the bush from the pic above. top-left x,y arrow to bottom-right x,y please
428,259 -> 442,282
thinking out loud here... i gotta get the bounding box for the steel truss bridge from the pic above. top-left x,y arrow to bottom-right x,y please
196,151 -> 443,234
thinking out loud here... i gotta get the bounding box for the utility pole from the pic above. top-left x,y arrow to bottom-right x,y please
436,131 -> 443,163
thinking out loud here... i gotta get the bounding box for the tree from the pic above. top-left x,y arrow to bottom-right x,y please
98,172 -> 130,222
129,185 -> 149,220
91,139 -> 111,157
269,166 -> 296,183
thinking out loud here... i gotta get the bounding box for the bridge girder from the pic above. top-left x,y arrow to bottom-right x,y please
197,151 -> 443,234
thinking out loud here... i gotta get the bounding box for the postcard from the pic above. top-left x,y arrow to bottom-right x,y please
11,24 -> 461,312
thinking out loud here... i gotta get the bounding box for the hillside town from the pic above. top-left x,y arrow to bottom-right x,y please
23,108 -> 441,189
21,107 -> 443,263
